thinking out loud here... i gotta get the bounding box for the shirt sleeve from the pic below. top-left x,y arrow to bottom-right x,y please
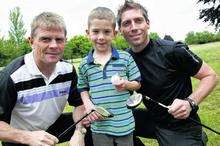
77,61 -> 90,93
67,65 -> 83,106
0,70 -> 17,123
170,43 -> 203,76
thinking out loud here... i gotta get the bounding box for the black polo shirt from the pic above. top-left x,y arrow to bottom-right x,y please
128,39 -> 203,130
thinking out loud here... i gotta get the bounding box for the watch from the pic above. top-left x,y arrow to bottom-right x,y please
76,126 -> 87,135
185,97 -> 199,113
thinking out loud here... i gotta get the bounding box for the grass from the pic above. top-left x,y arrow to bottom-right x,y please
1,42 -> 220,146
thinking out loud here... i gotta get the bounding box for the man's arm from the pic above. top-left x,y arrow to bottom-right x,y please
69,105 -> 87,146
190,62 -> 219,104
168,62 -> 219,119
0,121 -> 58,146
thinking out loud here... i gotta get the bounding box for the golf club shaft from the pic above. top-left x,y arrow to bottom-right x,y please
58,110 -> 94,139
144,96 -> 220,135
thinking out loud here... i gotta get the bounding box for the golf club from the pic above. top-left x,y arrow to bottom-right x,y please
58,106 -> 114,139
127,91 -> 220,135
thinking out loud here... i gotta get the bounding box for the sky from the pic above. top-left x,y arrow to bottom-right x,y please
0,0 -> 216,41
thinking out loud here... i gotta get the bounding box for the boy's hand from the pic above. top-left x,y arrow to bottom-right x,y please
114,79 -> 128,91
84,102 -> 103,124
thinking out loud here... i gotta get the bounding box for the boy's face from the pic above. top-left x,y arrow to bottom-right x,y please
87,19 -> 116,52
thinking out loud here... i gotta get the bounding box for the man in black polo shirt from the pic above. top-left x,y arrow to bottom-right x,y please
117,1 -> 219,146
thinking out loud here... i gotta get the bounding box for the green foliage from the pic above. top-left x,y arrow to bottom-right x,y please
197,0 -> 220,29
112,34 -> 130,50
149,32 -> 160,40
185,31 -> 217,44
0,38 -> 22,66
64,35 -> 92,59
8,7 -> 27,47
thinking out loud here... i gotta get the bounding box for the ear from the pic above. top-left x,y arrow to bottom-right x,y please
146,20 -> 150,29
86,29 -> 89,36
28,37 -> 34,45
114,30 -> 118,36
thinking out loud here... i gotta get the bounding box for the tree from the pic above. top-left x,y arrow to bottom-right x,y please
197,0 -> 220,29
8,7 -> 27,47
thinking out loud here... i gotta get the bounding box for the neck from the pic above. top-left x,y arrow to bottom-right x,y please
93,49 -> 112,66
132,39 -> 150,53
35,59 -> 56,79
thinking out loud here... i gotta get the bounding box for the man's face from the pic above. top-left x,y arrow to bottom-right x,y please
29,27 -> 66,67
120,9 -> 149,48
86,19 -> 116,53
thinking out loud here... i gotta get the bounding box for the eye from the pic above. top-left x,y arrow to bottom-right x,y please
134,18 -> 144,24
56,38 -> 65,44
41,37 -> 51,43
122,20 -> 131,27
92,30 -> 99,34
104,30 -> 111,34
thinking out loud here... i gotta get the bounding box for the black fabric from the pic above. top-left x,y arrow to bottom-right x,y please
2,113 -> 93,146
127,39 -> 203,130
68,65 -> 83,106
0,56 -> 24,123
132,109 -> 207,146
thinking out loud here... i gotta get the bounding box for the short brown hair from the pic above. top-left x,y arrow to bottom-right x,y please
31,12 -> 67,37
117,1 -> 149,28
88,7 -> 116,28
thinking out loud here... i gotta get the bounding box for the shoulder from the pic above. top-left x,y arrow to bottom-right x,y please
154,39 -> 189,55
1,56 -> 25,77
117,50 -> 132,58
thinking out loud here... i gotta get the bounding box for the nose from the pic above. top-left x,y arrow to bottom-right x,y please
130,21 -> 138,31
49,39 -> 58,48
97,33 -> 104,40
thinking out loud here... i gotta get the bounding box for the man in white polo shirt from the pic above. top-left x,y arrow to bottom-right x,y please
0,12 -> 92,146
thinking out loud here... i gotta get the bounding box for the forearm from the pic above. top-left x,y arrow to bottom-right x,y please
73,105 -> 86,127
125,80 -> 141,91
191,62 -> 219,104
191,74 -> 219,104
0,121 -> 29,144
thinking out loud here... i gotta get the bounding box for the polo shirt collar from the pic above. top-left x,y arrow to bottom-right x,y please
86,48 -> 120,64
25,51 -> 42,76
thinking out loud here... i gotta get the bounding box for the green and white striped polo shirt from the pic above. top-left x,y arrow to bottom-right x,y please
78,48 -> 141,136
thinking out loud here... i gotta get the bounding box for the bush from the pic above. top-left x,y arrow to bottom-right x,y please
149,32 -> 160,40
64,35 -> 92,59
112,34 -> 130,50
185,31 -> 215,44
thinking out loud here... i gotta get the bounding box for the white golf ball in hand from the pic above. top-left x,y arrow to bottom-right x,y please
111,74 -> 123,85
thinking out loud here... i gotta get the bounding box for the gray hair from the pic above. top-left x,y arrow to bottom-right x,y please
31,12 -> 67,37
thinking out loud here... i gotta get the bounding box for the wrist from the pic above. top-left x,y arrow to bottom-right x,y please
185,97 -> 199,113
75,125 -> 87,135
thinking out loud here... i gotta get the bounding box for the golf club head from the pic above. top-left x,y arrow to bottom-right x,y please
94,106 -> 114,118
126,91 -> 143,109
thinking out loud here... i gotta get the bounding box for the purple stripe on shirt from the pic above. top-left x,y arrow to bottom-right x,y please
17,87 -> 70,104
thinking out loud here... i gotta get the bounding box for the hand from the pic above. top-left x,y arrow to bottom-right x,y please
168,99 -> 192,119
84,103 -> 102,124
69,130 -> 85,146
24,130 -> 59,146
114,79 -> 128,92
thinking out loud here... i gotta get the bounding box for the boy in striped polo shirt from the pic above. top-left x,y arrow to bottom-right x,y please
77,7 -> 141,146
